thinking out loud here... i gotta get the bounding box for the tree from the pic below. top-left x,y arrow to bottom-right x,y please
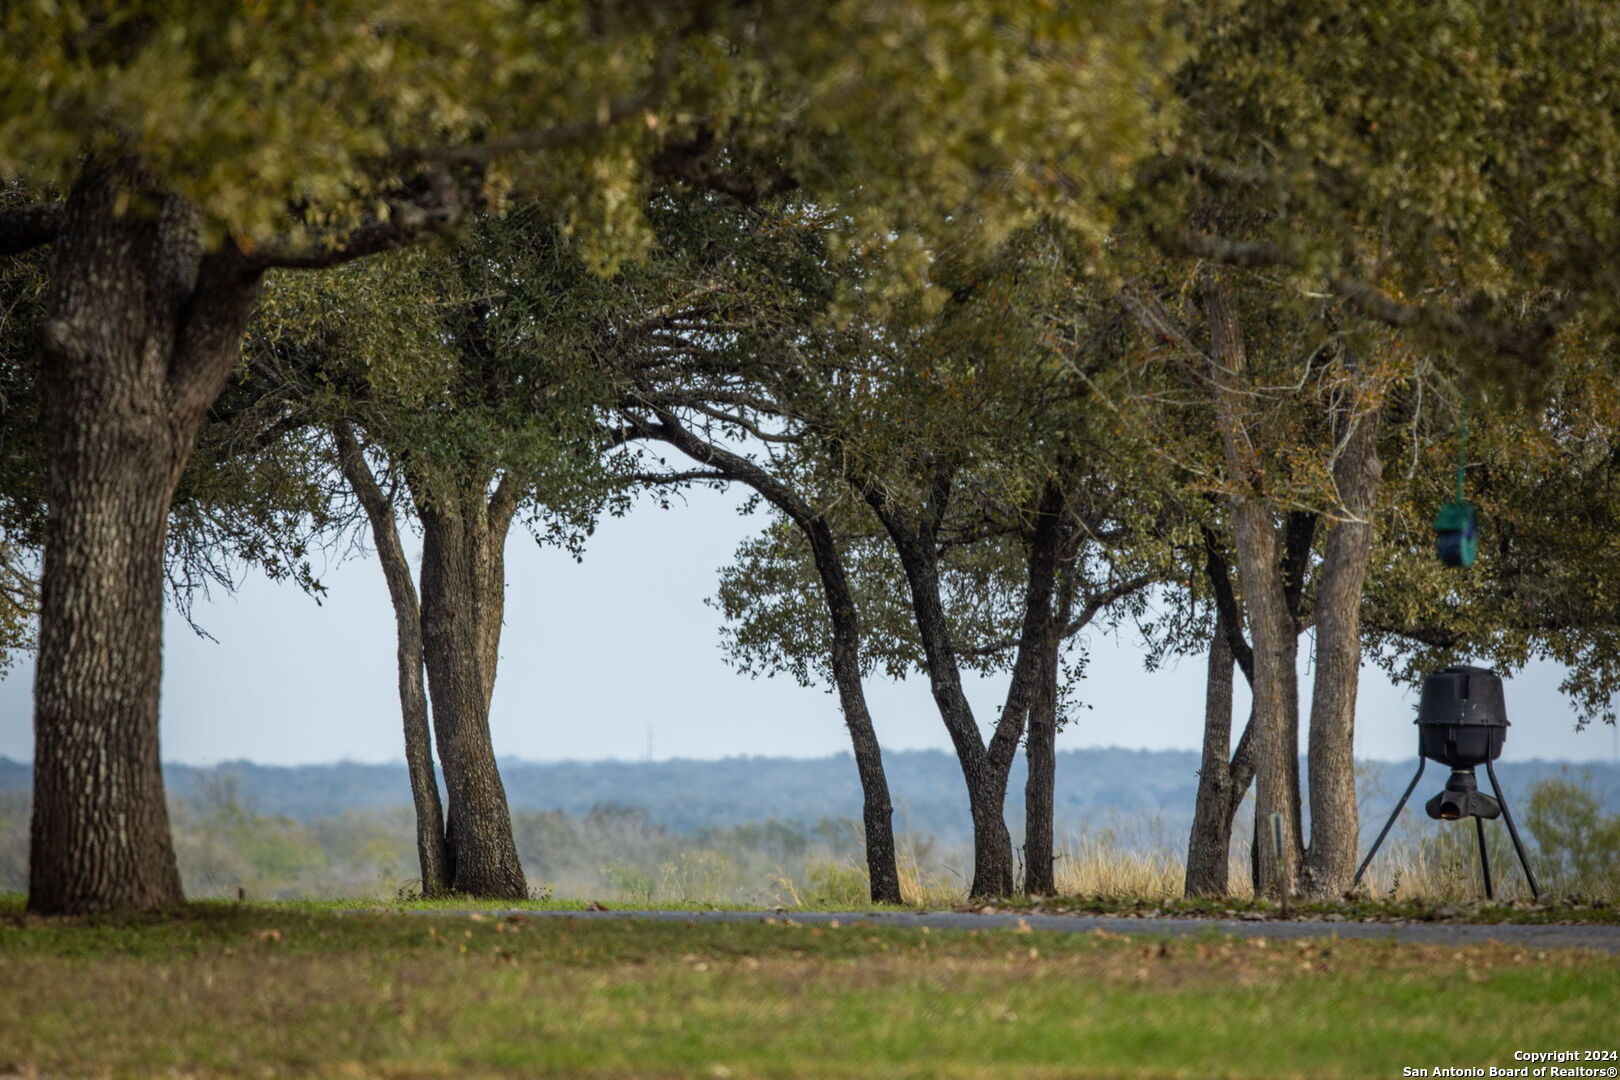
1123,0 -> 1620,373
670,225 -> 1171,897
249,211 -> 645,898
1114,254 -> 1426,898
0,2 -> 1171,913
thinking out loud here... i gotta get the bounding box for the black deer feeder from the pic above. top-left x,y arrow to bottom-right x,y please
1353,665 -> 1540,899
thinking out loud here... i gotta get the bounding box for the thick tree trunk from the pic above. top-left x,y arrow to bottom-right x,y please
804,520 -> 903,904
418,488 -> 527,899
1204,271 -> 1298,900
29,165 -> 260,914
334,425 -> 450,897
1185,614 -> 1237,896
1304,397 -> 1382,897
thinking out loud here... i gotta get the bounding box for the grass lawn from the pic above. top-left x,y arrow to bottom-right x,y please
1,899 -> 1616,1079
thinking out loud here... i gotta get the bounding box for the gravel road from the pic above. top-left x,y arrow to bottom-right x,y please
424,908 -> 1620,953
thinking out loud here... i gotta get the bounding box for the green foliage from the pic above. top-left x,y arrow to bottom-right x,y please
803,861 -> 872,908
1526,773 -> 1620,894
688,222 -> 1177,711
1127,0 -> 1620,373
1,2 -> 1175,278
252,207 -> 640,539
1361,349 -> 1620,722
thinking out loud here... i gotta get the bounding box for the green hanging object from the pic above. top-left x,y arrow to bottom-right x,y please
1434,402 -> 1478,568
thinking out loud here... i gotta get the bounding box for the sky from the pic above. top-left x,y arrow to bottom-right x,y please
2,485 -> 1617,768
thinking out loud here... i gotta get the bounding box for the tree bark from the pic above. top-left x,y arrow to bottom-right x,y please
418,486 -> 527,899
1304,392 -> 1382,897
1190,528 -> 1265,894
1021,484 -> 1074,898
1203,270 -> 1299,900
1185,613 -> 1237,895
1023,615 -> 1061,896
334,425 -> 450,897
1280,511 -> 1317,865
28,164 -> 261,914
1231,503 -> 1299,899
804,519 -> 905,904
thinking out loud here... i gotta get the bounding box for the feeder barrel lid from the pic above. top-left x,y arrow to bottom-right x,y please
1415,664 -> 1510,727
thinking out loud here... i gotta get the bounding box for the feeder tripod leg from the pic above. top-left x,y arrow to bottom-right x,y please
1474,815 -> 1494,900
1352,758 -> 1426,890
1485,759 -> 1541,899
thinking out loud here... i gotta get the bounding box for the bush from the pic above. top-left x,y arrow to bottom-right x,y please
1526,772 -> 1620,895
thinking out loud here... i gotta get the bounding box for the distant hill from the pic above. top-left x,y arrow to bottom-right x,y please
3,749 -> 1616,845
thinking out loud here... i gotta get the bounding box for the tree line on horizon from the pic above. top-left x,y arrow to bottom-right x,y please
5,1 -> 1620,915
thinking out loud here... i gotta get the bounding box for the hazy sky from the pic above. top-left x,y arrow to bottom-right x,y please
2,486 -> 1617,768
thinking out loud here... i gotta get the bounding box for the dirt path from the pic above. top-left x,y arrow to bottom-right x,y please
427,908 -> 1620,953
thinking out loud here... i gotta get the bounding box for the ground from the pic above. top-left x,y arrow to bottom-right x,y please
2,899 -> 1618,1078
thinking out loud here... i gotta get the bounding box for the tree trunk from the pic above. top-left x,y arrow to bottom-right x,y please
1023,627 -> 1060,896
804,519 -> 904,905
1304,394 -> 1382,897
873,500 -> 1016,898
1204,270 -> 1298,900
862,472 -> 1035,899
1280,511 -> 1317,866
1185,614 -> 1237,896
418,487 -> 527,899
1231,501 -> 1299,899
29,164 -> 260,914
334,425 -> 450,897
1023,507 -> 1076,899
621,411 -> 904,906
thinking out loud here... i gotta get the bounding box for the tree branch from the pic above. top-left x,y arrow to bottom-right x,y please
1162,230 -> 1562,364
1202,525 -> 1256,685
651,128 -> 798,205
0,202 -> 64,256
960,572 -> 1159,660
628,468 -> 730,485
615,407 -> 820,528
244,173 -> 463,270
1068,573 -> 1159,636
488,472 -> 521,536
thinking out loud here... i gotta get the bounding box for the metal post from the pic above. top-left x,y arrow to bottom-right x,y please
1474,816 -> 1493,900
1484,759 -> 1541,899
1353,757 -> 1426,889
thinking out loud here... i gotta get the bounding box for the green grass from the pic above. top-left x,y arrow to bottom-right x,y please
1,899 -> 1617,1078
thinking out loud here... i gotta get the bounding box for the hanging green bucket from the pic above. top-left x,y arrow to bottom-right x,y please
1434,401 -> 1477,568
1434,499 -> 1478,568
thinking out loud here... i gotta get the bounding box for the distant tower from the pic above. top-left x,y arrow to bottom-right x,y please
645,725 -> 654,762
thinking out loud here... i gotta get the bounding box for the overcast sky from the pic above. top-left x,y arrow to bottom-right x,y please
2,485 -> 1617,768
